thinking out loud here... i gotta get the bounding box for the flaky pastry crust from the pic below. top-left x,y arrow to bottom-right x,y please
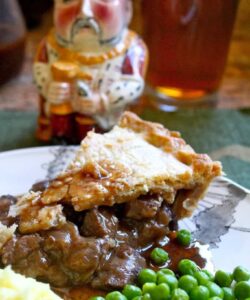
0,222 -> 17,250
10,112 -> 222,234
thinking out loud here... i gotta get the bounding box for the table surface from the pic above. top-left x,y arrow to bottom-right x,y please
0,0 -> 250,111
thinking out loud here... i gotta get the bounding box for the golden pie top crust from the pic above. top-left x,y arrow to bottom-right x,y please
0,222 -> 17,249
10,112 -> 222,234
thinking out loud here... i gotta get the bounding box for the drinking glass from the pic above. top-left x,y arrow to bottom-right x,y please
141,0 -> 239,107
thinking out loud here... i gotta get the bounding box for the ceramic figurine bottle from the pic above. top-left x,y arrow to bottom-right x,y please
50,61 -> 77,141
34,0 -> 148,143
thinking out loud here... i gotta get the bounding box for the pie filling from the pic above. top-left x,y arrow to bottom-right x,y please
0,183 -> 210,291
0,192 -> 178,290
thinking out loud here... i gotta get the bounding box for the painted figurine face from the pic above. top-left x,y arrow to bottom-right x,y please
54,0 -> 132,50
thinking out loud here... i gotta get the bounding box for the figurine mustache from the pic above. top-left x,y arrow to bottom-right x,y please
71,17 -> 101,40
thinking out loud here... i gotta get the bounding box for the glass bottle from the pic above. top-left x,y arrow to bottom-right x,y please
0,0 -> 26,85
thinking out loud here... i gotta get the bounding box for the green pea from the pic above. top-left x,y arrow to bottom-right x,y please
177,229 -> 192,246
131,297 -> 142,300
171,288 -> 189,300
142,283 -> 156,296
206,282 -> 224,298
141,293 -> 151,300
122,285 -> 142,300
138,269 -> 157,285
194,271 -> 210,286
234,281 -> 250,300
151,283 -> 170,300
178,259 -> 199,276
222,287 -> 235,300
106,291 -> 127,300
178,275 -> 198,294
233,266 -> 250,282
190,285 -> 210,300
208,297 -> 222,300
157,268 -> 175,278
214,270 -> 232,287
157,274 -> 178,291
150,248 -> 169,265
203,270 -> 215,282
89,297 -> 105,300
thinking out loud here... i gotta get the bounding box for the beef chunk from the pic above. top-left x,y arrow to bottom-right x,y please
42,223 -> 110,285
63,204 -> 85,228
156,203 -> 174,225
92,245 -> 146,290
1,222 -> 109,287
81,208 -> 118,238
124,195 -> 163,220
137,203 -> 175,246
0,233 -> 53,283
0,195 -> 18,226
2,234 -> 43,264
120,202 -> 175,248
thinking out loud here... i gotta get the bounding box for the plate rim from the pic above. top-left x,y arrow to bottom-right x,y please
0,146 -> 74,158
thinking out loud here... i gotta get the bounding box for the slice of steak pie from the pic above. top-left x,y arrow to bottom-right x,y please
0,112 -> 221,292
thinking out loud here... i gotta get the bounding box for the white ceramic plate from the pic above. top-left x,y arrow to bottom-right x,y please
0,146 -> 250,272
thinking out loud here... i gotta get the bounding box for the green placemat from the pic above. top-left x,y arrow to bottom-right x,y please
142,108 -> 250,189
0,109 -> 250,189
0,111 -> 43,151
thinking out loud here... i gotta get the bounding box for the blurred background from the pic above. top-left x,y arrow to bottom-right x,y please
18,0 -> 53,29
0,0 -> 249,110
0,0 -> 250,190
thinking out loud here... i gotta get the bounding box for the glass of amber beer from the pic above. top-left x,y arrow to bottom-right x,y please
141,0 -> 239,106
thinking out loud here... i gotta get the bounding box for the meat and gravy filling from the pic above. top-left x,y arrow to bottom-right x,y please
0,193 -> 177,290
0,112 -> 222,292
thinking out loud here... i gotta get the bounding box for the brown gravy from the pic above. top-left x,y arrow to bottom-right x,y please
144,233 -> 213,273
60,234 -> 213,300
56,286 -> 105,300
